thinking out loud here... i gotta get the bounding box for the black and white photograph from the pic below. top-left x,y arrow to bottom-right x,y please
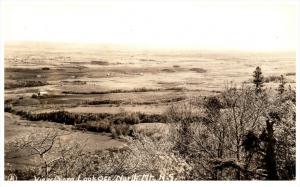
0,0 -> 298,185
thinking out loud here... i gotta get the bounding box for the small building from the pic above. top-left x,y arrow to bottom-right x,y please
38,91 -> 48,96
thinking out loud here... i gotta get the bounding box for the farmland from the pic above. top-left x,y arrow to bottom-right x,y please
4,42 -> 296,180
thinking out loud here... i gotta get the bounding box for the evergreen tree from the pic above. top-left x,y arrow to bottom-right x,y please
264,118 -> 279,180
277,75 -> 286,94
253,66 -> 264,94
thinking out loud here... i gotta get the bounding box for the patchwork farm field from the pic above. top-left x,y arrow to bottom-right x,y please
4,42 -> 296,179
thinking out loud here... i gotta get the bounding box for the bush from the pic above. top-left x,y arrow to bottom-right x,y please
126,113 -> 140,124
203,96 -> 223,111
112,112 -> 140,125
111,124 -> 133,138
264,75 -> 282,83
190,68 -> 207,73
132,87 -> 160,92
90,60 -> 109,65
139,113 -> 167,123
4,104 -> 12,112
5,80 -> 48,89
285,72 -> 296,76
75,120 -> 111,133
161,68 -> 176,73
31,94 -> 38,98
86,100 -> 122,105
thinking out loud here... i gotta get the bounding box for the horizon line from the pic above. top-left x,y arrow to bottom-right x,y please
4,40 -> 296,54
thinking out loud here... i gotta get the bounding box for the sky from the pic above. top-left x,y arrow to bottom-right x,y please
2,0 -> 298,51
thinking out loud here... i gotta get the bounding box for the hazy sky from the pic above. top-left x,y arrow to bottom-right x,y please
3,0 -> 298,51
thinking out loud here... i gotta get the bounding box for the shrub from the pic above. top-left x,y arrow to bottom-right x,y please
203,96 -> 223,111
139,113 -> 167,123
86,100 -> 122,105
190,68 -> 207,73
285,72 -> 296,76
75,120 -> 111,133
117,124 -> 133,137
110,126 -> 118,139
5,80 -> 49,89
132,87 -> 160,92
62,80 -> 87,85
161,68 -> 176,73
4,104 -> 12,112
90,60 -> 109,65
162,96 -> 185,103
126,113 -> 140,124
112,112 -> 140,125
31,94 -> 38,98
264,75 -> 282,83
110,124 -> 134,138
165,87 -> 185,91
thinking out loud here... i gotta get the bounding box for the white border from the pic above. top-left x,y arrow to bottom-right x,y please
0,1 -> 299,187
0,0 -> 5,184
